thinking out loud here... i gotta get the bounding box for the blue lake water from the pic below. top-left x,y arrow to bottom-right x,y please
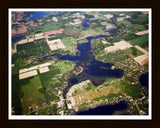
83,19 -> 90,29
57,13 -> 64,17
139,72 -> 149,88
12,34 -> 26,43
76,100 -> 129,115
27,11 -> 54,21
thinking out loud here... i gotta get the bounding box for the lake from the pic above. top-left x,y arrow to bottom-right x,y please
76,100 -> 129,115
83,19 -> 90,29
139,72 -> 149,88
12,34 -> 26,43
26,11 -> 54,21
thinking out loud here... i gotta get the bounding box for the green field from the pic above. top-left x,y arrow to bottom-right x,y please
129,34 -> 148,49
78,39 -> 88,43
21,75 -> 46,114
56,60 -> 75,74
13,39 -> 50,68
39,65 -> 60,89
61,37 -> 77,55
38,104 -> 59,115
118,19 -> 133,29
72,82 -> 96,97
40,22 -> 61,32
123,47 -> 144,58
90,16 -> 106,21
39,62 -> 74,102
93,93 -> 121,102
80,28 -> 103,38
130,14 -> 148,25
62,37 -> 76,49
132,24 -> 146,32
16,39 -> 50,58
113,80 -> 143,99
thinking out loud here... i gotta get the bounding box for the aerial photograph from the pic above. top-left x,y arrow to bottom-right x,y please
9,9 -> 151,119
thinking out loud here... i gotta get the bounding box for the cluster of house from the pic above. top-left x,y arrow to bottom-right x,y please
66,80 -> 91,111
104,39 -> 149,66
89,12 -> 114,19
68,18 -> 82,25
52,17 -> 58,22
90,12 -> 101,18
101,21 -> 116,30
71,12 -> 85,19
117,14 -> 132,21
103,14 -> 114,19
67,12 -> 85,25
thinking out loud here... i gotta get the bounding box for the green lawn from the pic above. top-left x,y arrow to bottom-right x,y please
78,39 -> 88,43
40,22 -> 61,32
16,39 -> 50,58
123,47 -> 144,58
56,60 -> 75,74
94,27 -> 104,33
90,16 -> 106,21
80,28 -> 103,38
21,75 -> 46,114
118,19 -> 133,29
72,82 -> 96,97
132,24 -> 146,32
93,93 -> 121,101
39,65 -> 60,88
113,80 -> 143,99
62,37 -> 76,49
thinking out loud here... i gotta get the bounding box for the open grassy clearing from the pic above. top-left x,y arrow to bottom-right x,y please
129,34 -> 148,49
123,47 -> 144,58
20,75 -> 46,114
80,28 -> 104,38
56,60 -> 75,74
112,79 -> 143,99
132,24 -> 146,32
62,37 -> 76,49
71,82 -> 96,97
90,16 -> 106,21
78,39 -> 88,43
16,39 -> 50,58
118,19 -> 133,29
39,65 -> 60,88
40,22 -> 61,32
